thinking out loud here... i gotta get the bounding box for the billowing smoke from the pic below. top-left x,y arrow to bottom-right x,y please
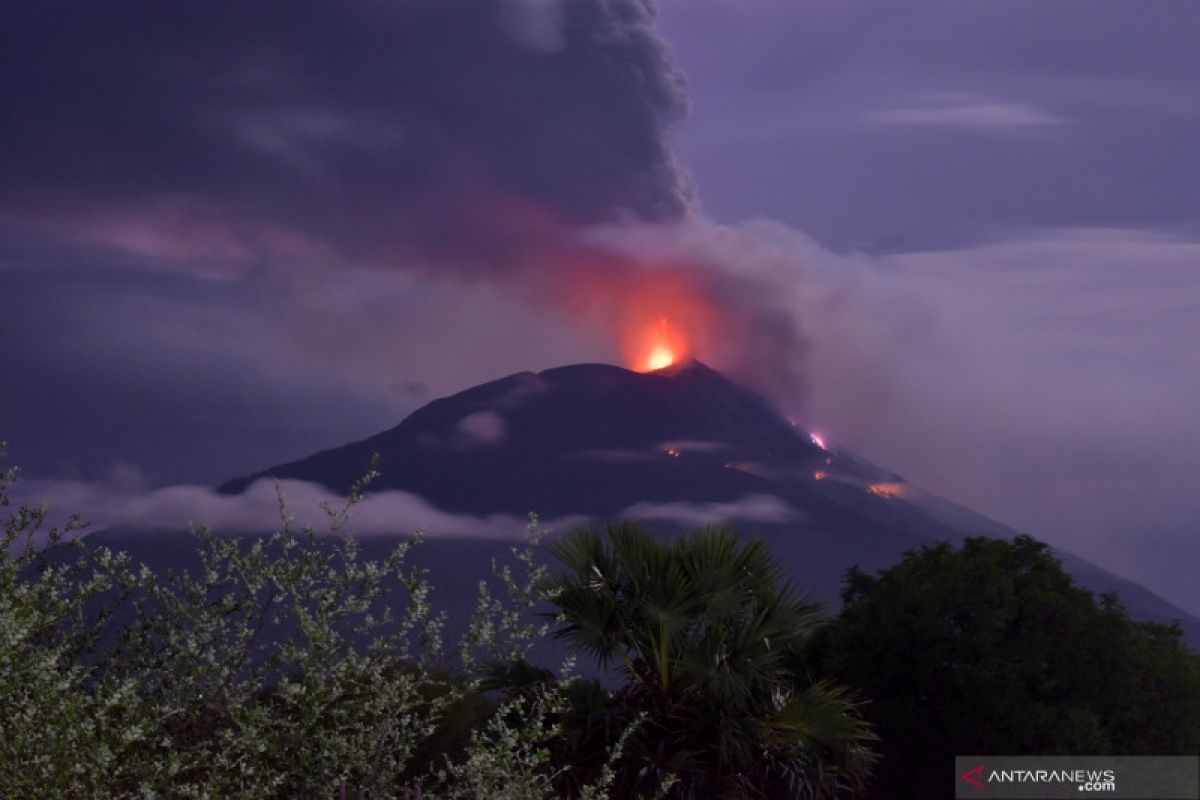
1,0 -> 820,412
1,0 -> 691,259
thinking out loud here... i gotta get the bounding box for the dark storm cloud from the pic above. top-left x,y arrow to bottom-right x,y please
1,0 -> 690,263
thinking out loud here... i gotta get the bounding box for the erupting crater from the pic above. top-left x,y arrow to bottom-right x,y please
628,317 -> 690,372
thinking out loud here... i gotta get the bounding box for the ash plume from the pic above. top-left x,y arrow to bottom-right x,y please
1,0 -> 691,259
1,0 -> 826,406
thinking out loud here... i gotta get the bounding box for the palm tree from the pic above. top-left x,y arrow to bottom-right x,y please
521,523 -> 877,798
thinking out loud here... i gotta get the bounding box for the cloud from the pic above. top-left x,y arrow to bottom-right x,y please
818,228 -> 1200,613
13,476 -> 585,540
454,411 -> 507,448
13,479 -> 798,549
621,493 -> 802,527
491,374 -> 551,408
575,220 -> 1200,615
869,93 -> 1066,132
0,0 -> 691,268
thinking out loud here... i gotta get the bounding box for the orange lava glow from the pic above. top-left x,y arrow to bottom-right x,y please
813,470 -> 829,481
607,269 -> 713,373
634,317 -> 689,372
646,346 -> 675,371
867,483 -> 906,499
523,244 -> 719,373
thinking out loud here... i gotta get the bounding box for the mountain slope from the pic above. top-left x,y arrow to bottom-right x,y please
211,360 -> 1198,644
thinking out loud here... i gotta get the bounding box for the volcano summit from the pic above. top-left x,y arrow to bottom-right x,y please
209,361 -> 1200,644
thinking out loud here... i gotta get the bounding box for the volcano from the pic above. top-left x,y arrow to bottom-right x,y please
207,360 -> 1200,644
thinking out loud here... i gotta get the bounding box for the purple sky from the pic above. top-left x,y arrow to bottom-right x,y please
3,1 -> 1198,614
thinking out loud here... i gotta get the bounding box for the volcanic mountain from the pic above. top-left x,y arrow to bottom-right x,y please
211,360 -> 1199,643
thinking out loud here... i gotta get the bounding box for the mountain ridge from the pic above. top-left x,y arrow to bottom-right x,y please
212,359 -> 1200,645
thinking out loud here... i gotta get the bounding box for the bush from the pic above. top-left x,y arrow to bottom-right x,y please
0,445 -> 615,798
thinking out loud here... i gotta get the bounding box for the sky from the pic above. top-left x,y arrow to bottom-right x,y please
2,1 -> 1198,614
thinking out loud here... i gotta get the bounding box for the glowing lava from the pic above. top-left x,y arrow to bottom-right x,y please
631,317 -> 689,372
646,346 -> 675,371
810,433 -> 828,450
867,482 -> 906,500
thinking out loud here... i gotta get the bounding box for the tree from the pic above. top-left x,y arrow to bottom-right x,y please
0,445 -> 624,798
514,523 -> 877,798
808,535 -> 1200,800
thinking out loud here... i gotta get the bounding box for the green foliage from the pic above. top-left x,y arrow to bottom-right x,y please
809,535 -> 1200,800
0,445 -> 621,798
514,523 -> 878,798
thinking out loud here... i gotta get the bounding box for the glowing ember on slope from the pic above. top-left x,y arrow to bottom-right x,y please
810,433 -> 828,450
867,482 -> 906,499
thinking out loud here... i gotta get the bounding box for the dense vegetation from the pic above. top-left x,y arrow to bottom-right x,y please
3,443 -> 1198,798
809,535 -> 1200,800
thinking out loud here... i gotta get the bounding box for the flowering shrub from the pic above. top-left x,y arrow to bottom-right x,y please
0,446 -> 621,798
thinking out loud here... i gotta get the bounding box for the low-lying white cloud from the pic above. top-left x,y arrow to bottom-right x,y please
621,493 -> 802,527
455,410 -> 507,448
12,477 -> 804,544
13,477 -> 584,540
